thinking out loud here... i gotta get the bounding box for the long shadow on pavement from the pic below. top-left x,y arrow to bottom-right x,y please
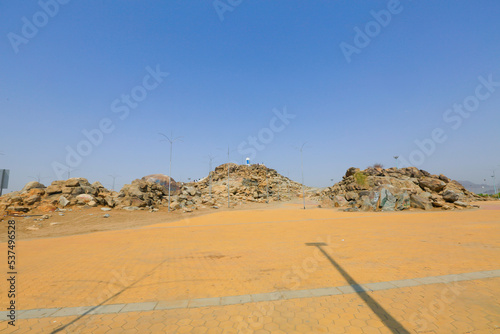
51,259 -> 169,333
306,242 -> 410,334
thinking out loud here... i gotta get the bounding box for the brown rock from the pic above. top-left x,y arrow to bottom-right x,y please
25,195 -> 41,205
38,204 -> 57,212
22,181 -> 46,192
410,194 -> 433,210
418,177 -> 446,192
46,185 -> 63,195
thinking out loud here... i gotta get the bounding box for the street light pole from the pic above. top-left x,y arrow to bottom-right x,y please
227,146 -> 230,208
29,173 -> 46,183
108,174 -> 119,191
160,132 -> 182,212
492,170 -> 498,198
394,156 -> 399,169
207,155 -> 215,201
297,143 -> 307,210
67,168 -> 79,179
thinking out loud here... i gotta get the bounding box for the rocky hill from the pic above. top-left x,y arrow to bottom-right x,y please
321,166 -> 485,211
0,178 -> 118,214
0,165 -> 309,214
168,163 -> 308,210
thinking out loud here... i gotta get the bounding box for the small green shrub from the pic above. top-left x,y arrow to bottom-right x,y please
354,172 -> 367,186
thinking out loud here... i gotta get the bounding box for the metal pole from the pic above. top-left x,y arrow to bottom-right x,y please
169,140 -> 172,212
208,155 -> 215,200
493,171 -> 498,198
300,144 -> 306,210
394,156 -> 399,169
227,146 -> 230,208
160,132 -> 182,212
108,174 -> 119,191
0,169 -> 4,196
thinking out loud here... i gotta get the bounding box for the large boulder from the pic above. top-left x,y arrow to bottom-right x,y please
59,196 -> 70,207
378,187 -> 397,211
410,194 -> 433,210
442,190 -> 460,203
418,177 -> 446,192
333,195 -> 349,207
22,181 -> 45,192
345,167 -> 361,178
46,185 -> 63,195
395,192 -> 411,210
76,194 -> 94,204
64,178 -> 91,188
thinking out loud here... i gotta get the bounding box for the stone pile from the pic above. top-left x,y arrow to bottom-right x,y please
322,167 -> 483,211
0,178 -> 117,213
116,178 -> 175,209
169,163 -> 307,210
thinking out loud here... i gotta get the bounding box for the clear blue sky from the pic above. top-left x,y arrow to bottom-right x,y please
1,0 -> 499,193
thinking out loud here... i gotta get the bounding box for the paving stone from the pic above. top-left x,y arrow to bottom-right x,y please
309,287 -> 342,297
155,299 -> 189,310
362,281 -> 397,292
188,298 -> 221,308
17,308 -> 61,319
460,272 -> 490,280
220,295 -> 252,306
281,289 -> 314,299
414,276 -> 447,285
389,279 -> 421,288
87,303 -> 126,315
437,274 -> 469,283
479,269 -> 500,277
120,302 -> 158,313
51,306 -> 93,317
251,291 -> 283,302
337,285 -> 367,294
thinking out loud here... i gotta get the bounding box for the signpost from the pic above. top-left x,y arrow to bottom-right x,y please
0,169 -> 10,196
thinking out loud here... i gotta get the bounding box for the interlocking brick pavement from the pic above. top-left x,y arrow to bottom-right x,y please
1,204 -> 499,333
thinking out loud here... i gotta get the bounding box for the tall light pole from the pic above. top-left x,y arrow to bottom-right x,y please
29,173 -> 47,183
160,132 -> 183,212
492,170 -> 498,198
296,143 -> 307,210
67,168 -> 79,179
108,174 -> 119,191
394,156 -> 399,169
227,146 -> 231,208
206,154 -> 216,200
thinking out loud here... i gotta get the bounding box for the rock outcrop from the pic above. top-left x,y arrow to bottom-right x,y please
321,167 -> 483,211
0,178 -> 117,214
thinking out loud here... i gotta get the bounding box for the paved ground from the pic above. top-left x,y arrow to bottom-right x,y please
1,202 -> 500,333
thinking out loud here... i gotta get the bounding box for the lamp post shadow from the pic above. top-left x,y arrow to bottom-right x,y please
305,242 -> 410,334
